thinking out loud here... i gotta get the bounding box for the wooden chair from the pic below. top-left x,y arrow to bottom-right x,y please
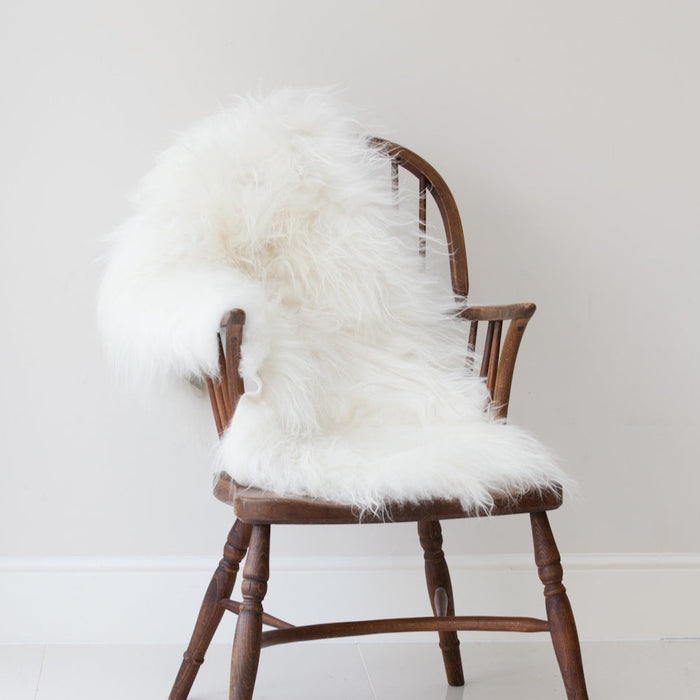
168,139 -> 589,700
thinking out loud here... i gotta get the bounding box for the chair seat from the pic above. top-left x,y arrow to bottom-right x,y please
213,472 -> 562,525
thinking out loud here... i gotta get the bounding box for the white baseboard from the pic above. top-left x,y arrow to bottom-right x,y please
1,554 -> 698,644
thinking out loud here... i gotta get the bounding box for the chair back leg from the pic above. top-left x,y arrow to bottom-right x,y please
229,524 -> 271,700
530,511 -> 589,700
418,520 -> 465,686
170,519 -> 252,700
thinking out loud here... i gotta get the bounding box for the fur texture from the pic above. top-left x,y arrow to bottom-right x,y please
98,89 -> 565,513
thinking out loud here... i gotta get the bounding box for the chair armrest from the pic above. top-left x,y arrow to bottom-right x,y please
220,308 -> 247,328
460,303 -> 537,420
460,302 -> 536,322
208,303 -> 535,429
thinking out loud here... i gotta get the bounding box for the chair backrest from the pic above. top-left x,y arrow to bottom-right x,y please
370,138 -> 469,299
370,139 -> 535,421
206,139 -> 534,436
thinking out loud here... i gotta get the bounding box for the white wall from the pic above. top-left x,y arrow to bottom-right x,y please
2,0 -> 699,640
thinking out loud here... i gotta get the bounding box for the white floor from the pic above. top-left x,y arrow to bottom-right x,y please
2,640 -> 698,699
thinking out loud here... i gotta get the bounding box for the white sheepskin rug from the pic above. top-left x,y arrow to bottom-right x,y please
99,89 -> 565,513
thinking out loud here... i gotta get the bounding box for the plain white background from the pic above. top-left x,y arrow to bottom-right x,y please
1,0 -> 699,643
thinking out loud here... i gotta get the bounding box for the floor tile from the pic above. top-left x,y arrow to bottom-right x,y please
253,644 -> 374,699
25,639 -> 700,699
582,640 -> 700,699
360,641 -> 561,700
360,640 -> 700,699
33,643 -> 374,700
35,645 -> 189,700
0,645 -> 45,700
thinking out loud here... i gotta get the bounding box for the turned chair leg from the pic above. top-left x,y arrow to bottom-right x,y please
530,511 -> 589,700
418,520 -> 465,686
170,519 -> 252,700
229,524 -> 271,700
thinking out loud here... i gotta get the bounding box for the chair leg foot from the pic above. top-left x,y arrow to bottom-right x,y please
229,524 -> 270,700
418,520 -> 465,686
531,511 -> 589,700
169,519 -> 252,700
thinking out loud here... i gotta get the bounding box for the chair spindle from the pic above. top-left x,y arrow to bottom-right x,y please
486,320 -> 502,396
218,335 -> 232,418
205,377 -> 225,437
419,174 -> 427,257
480,321 -> 494,378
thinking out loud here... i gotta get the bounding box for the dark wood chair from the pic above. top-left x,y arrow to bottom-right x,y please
168,140 -> 589,700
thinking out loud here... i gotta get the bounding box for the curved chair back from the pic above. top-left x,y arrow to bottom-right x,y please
370,138 -> 469,298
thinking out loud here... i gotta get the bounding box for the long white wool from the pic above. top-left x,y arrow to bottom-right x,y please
98,89 -> 565,512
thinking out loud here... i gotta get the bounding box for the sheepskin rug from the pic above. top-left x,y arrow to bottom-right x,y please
98,89 -> 564,513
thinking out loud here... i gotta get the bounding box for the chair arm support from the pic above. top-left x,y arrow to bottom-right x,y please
460,303 -> 537,420
221,309 -> 247,412
210,305 -> 536,426
206,309 -> 247,436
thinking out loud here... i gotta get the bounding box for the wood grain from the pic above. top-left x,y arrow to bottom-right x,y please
531,511 -> 589,699
169,520 -> 251,700
215,472 -> 563,525
229,524 -> 270,700
261,615 -> 550,647
418,520 -> 464,686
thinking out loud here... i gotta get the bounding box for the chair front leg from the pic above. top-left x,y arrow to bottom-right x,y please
418,520 -> 465,686
170,518 -> 252,700
531,511 -> 589,700
229,523 -> 271,700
